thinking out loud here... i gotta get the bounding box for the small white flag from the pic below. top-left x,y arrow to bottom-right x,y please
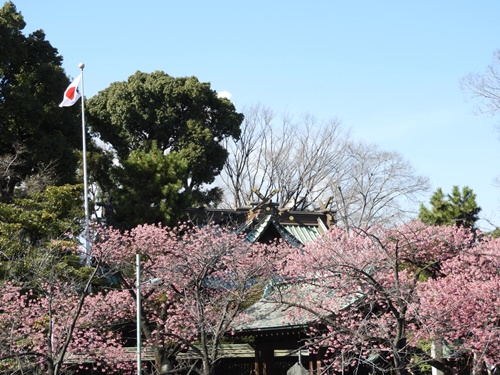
59,73 -> 82,107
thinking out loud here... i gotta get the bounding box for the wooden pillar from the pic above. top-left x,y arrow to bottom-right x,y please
308,357 -> 314,375
254,347 -> 260,375
316,347 -> 325,375
316,358 -> 322,375
261,349 -> 273,375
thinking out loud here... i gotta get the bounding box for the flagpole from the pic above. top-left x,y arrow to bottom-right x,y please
79,63 -> 90,265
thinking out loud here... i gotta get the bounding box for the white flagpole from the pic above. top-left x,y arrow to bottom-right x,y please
136,253 -> 142,375
78,62 -> 91,265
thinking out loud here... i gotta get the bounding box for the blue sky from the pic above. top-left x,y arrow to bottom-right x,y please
11,0 -> 500,230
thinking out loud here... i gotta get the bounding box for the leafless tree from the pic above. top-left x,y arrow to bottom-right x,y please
461,49 -> 500,118
0,144 -> 25,202
461,49 -> 500,190
220,105 -> 429,229
221,105 -> 350,211
331,142 -> 430,229
221,104 -> 272,208
0,144 -> 59,201
270,113 -> 350,211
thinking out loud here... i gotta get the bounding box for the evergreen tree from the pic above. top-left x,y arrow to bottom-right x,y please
0,2 -> 91,286
0,184 -> 86,283
419,185 -> 481,228
86,71 -> 243,229
0,2 -> 81,202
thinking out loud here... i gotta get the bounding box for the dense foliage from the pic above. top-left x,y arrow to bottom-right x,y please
94,223 -> 279,375
419,185 -> 481,229
86,71 -> 244,229
0,283 -> 134,374
274,222 -> 500,374
418,233 -> 500,374
0,1 -> 81,202
3,214 -> 500,374
0,184 -> 86,282
1,223 -> 280,375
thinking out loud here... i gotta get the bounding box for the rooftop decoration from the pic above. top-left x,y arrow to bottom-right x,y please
187,189 -> 336,247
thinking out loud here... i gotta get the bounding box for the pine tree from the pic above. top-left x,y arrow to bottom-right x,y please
419,185 -> 481,228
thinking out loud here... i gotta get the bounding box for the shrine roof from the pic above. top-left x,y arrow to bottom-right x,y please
186,201 -> 334,246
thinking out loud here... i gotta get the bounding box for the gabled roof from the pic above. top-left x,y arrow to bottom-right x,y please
283,218 -> 329,245
246,215 -> 303,247
187,200 -> 334,247
232,281 -> 360,334
232,282 -> 318,333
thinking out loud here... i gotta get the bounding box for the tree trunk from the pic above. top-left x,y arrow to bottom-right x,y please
201,358 -> 213,375
154,348 -> 176,375
472,351 -> 485,375
393,317 -> 410,375
48,359 -> 55,375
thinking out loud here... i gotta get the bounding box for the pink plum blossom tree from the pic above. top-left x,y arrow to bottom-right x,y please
275,222 -> 477,375
95,223 -> 281,375
0,281 -> 134,375
417,234 -> 500,375
0,228 -> 138,375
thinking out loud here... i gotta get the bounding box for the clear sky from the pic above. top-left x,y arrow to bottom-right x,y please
10,0 -> 500,230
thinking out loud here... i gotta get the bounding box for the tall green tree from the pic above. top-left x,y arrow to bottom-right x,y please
0,184 -> 85,283
106,142 -> 188,229
419,185 -> 481,228
0,1 -> 81,202
86,71 -> 243,229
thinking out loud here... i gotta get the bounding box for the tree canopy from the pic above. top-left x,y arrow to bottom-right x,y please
275,222 -> 499,374
418,233 -> 500,374
221,105 -> 430,229
93,223 -> 278,375
0,1 -> 81,202
0,0 -> 89,289
86,71 -> 243,229
418,185 -> 481,229
1,223 -> 279,375
0,184 -> 85,282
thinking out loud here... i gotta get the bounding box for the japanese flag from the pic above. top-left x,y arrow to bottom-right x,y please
59,73 -> 82,107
